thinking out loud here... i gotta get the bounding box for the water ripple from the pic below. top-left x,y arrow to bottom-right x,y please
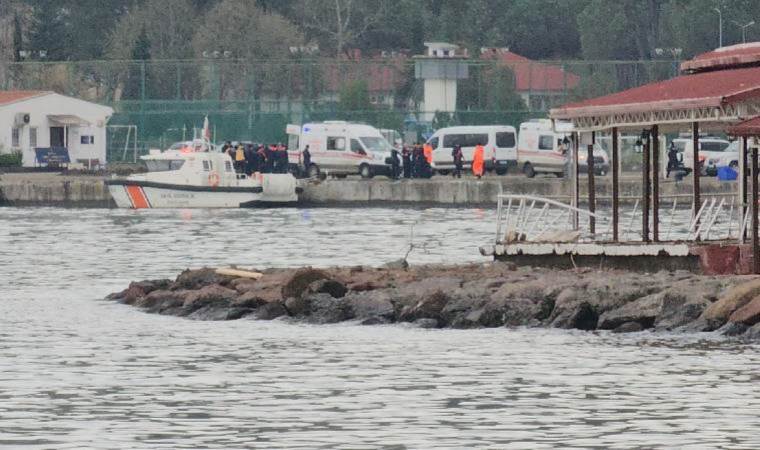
1,207 -> 759,448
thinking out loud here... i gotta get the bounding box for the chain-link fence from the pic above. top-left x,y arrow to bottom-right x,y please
0,58 -> 678,162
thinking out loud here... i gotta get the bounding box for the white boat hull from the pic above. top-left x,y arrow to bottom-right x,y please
107,177 -> 298,209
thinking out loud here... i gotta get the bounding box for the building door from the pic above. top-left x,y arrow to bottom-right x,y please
50,127 -> 66,148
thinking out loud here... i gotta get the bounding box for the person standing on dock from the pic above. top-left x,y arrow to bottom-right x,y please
390,147 -> 401,180
452,144 -> 463,178
302,145 -> 311,177
234,144 -> 246,173
402,145 -> 412,178
472,142 -> 485,179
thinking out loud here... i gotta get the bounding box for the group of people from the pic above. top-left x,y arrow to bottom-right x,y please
387,142 -> 486,180
220,141 -> 291,176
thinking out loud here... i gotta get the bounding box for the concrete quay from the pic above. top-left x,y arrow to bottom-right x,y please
0,173 -> 114,207
0,172 -> 738,208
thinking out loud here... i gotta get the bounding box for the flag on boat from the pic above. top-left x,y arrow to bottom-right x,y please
203,116 -> 211,141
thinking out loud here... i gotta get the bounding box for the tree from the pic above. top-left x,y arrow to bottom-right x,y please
296,0 -> 389,56
338,79 -> 372,121
12,13 -> 22,62
27,0 -> 69,60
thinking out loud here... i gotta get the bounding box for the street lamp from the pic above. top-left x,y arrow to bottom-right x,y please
655,47 -> 683,77
733,20 -> 756,43
714,8 -> 724,48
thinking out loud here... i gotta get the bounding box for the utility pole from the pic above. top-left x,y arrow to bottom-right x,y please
734,20 -> 756,44
714,8 -> 723,48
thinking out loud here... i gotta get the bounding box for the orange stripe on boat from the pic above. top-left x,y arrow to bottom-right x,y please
126,185 -> 150,209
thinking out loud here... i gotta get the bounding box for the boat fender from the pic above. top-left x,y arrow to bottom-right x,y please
208,171 -> 220,187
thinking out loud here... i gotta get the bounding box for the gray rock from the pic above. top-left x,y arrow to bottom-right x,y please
254,302 -> 289,320
654,291 -> 712,331
281,268 -> 328,299
304,293 -> 354,324
174,268 -> 233,290
718,322 -> 749,337
744,323 -> 760,340
612,321 -> 644,333
135,289 -> 187,312
346,290 -> 396,321
551,300 -> 598,331
598,292 -> 664,330
181,284 -> 238,312
307,279 -> 348,298
398,291 -> 450,323
284,296 -> 311,316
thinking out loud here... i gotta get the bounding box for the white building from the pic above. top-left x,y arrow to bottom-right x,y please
0,90 -> 114,167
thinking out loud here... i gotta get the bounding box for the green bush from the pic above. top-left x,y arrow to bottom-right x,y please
0,151 -> 22,167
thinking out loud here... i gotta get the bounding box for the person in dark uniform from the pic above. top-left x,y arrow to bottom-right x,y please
244,144 -> 255,175
264,144 -> 275,173
412,144 -> 423,178
452,144 -> 464,178
302,145 -> 311,177
666,142 -> 680,178
390,147 -> 401,180
402,145 -> 412,178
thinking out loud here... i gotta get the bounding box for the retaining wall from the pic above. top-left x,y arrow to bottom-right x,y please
0,173 -> 738,208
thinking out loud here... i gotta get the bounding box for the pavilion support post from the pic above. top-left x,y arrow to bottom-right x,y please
652,125 -> 660,242
741,137 -> 749,242
612,127 -> 619,242
573,132 -> 580,230
642,130 -> 651,243
753,145 -> 759,274
692,122 -> 701,223
588,132 -> 596,235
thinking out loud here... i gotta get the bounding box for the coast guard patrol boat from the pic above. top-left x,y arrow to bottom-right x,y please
107,139 -> 299,209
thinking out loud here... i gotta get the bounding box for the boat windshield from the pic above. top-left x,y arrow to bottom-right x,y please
359,136 -> 392,153
145,159 -> 185,172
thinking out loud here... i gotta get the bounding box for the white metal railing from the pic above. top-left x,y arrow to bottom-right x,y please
495,188 -> 744,244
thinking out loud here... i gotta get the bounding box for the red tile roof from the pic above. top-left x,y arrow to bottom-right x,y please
551,66 -> 760,119
728,116 -> 760,136
481,49 -> 580,92
0,90 -> 49,106
322,56 -> 408,93
682,43 -> 760,73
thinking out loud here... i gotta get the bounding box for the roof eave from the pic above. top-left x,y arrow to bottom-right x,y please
550,97 -> 725,120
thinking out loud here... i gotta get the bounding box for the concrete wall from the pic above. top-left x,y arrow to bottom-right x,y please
301,177 -> 737,207
0,174 -> 113,207
0,173 -> 738,208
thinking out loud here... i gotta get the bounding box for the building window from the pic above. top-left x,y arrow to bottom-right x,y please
29,127 -> 37,148
11,127 -> 20,148
80,135 -> 94,144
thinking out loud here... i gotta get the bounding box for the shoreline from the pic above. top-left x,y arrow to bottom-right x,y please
1,172 -> 737,208
106,263 -> 760,340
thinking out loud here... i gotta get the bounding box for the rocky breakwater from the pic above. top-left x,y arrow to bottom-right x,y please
107,264 -> 760,339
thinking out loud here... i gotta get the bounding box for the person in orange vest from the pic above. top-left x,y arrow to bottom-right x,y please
423,143 -> 433,165
472,142 -> 485,179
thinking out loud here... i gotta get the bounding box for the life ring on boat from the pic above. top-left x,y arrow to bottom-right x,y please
208,171 -> 221,187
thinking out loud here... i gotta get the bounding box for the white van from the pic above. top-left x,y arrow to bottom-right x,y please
518,119 -> 609,178
672,137 -> 735,176
286,121 -> 393,178
425,125 -> 517,175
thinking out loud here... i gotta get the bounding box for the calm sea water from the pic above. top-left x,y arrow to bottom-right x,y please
1,207 -> 759,449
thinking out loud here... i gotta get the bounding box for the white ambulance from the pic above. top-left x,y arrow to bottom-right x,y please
425,125 -> 517,175
518,119 -> 609,178
286,121 -> 393,178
